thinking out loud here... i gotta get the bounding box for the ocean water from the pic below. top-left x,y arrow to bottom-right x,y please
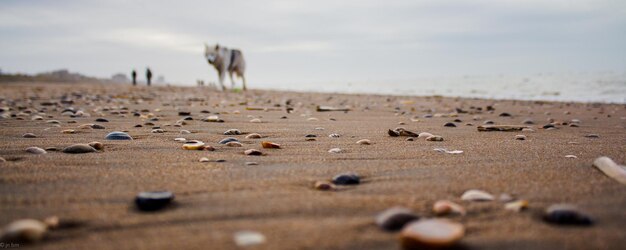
260,71 -> 626,104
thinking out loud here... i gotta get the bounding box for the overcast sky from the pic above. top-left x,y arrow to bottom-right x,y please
1,0 -> 625,87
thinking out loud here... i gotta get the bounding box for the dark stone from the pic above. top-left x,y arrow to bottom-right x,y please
200,110 -> 211,113
105,131 -> 133,140
304,134 -> 317,138
183,116 -> 193,121
543,204 -> 593,226
134,124 -> 143,127
484,120 -> 494,125
178,111 -> 191,116
91,124 -> 105,129
444,122 -> 456,127
376,207 -> 419,231
135,191 -> 174,212
499,112 -> 512,117
522,119 -> 534,125
332,172 -> 360,185
543,124 -> 555,129
95,118 -> 109,122
218,137 -> 239,144
62,144 -> 97,154
453,119 -> 462,123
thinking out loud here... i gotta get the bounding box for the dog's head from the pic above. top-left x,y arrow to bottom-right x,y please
204,43 -> 220,64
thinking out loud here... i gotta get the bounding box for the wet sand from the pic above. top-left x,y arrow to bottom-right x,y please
0,82 -> 625,249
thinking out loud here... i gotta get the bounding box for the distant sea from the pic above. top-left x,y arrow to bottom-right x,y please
260,71 -> 626,104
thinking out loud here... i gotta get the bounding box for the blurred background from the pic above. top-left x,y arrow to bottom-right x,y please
1,0 -> 625,102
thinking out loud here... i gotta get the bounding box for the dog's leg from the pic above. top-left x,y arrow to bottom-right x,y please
241,74 -> 247,91
229,71 -> 236,90
218,71 -> 226,91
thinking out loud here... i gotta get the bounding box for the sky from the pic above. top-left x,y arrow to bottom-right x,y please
1,0 -> 625,88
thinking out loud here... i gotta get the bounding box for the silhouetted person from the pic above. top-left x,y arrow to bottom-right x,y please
146,68 -> 152,86
131,70 -> 137,86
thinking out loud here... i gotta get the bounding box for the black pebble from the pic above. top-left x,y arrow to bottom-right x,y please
543,124 -> 555,129
91,124 -> 106,129
544,205 -> 593,226
499,112 -> 512,117
135,191 -> 174,212
444,122 -> 457,127
178,111 -> 191,116
332,173 -> 360,185
305,134 -> 317,138
95,118 -> 109,122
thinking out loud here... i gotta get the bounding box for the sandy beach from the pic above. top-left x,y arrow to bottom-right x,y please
0,82 -> 625,249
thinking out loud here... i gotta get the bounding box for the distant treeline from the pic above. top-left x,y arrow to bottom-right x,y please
0,69 -> 109,83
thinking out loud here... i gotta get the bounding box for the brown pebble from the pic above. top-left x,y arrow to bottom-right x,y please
433,200 -> 466,216
313,181 -> 335,191
88,141 -> 104,150
376,207 -> 419,231
261,141 -> 281,149
25,147 -> 46,154
400,219 -> 465,249
244,149 -> 263,156
246,133 -> 262,139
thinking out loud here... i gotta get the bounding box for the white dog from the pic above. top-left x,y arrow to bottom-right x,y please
204,43 -> 247,91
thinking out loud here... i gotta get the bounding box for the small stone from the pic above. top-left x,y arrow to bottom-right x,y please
219,137 -> 239,144
328,133 -> 341,138
233,230 -> 266,247
483,120 -> 494,125
62,144 -> 97,154
151,129 -> 164,133
543,204 -> 593,225
244,149 -> 263,156
250,118 -> 262,123
400,219 -> 465,249
515,135 -> 526,140
88,141 -> 104,150
1,219 -> 48,243
305,138 -> 316,141
304,134 -> 317,138
543,124 -> 555,129
25,147 -> 46,154
22,133 -> 37,138
199,157 -> 210,162
245,133 -> 262,139
406,137 -> 414,141
31,115 -> 44,121
202,115 -> 224,122
43,216 -> 59,229
135,191 -> 174,212
46,120 -> 60,124
174,138 -> 186,142
521,128 -> 535,132
356,139 -> 371,145
261,141 -> 281,149
505,200 -> 529,212
105,131 -> 133,140
569,123 -> 579,127
62,129 -> 76,134
224,129 -> 241,135
225,141 -> 243,147
461,189 -> 494,201
433,200 -> 466,216
203,145 -> 216,151
522,119 -> 534,125
565,155 -> 578,159
95,118 -> 109,122
91,124 -> 105,129
307,117 -> 319,121
245,162 -> 258,166
182,140 -> 205,150
313,181 -> 335,191
376,207 -> 419,231
180,130 -> 191,134
584,134 -> 599,138
328,148 -> 343,153
499,193 -> 514,202
178,111 -> 191,116
499,112 -> 512,117
426,135 -> 444,141
444,122 -> 456,127
332,172 -> 360,185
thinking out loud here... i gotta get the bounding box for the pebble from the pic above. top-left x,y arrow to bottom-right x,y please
565,155 -> 578,159
307,117 -> 319,121
31,115 -> 44,120
356,139 -> 371,145
244,149 -> 263,156
178,111 -> 191,116
400,219 -> 465,249
499,112 -> 512,117
245,162 -> 258,166
304,134 -> 317,138
224,129 -> 241,135
151,129 -> 164,133
245,133 -> 262,139
233,230 -> 266,247
332,172 -> 360,185
88,141 -> 104,150
25,147 -> 46,154
406,137 -> 414,141
199,157 -> 210,162
328,133 -> 341,138
91,124 -> 105,129
504,200 -> 529,212
261,141 -> 281,149
483,120 -> 494,125
225,141 -> 243,147
443,122 -> 456,127
22,133 -> 37,138
521,128 -> 534,132
135,191 -> 174,212
0,219 -> 48,243
105,131 -> 133,140
515,135 -> 527,140
522,118 -> 535,124
388,127 -> 418,137
180,130 -> 191,134
250,118 -> 262,123
62,144 -> 97,154
174,138 -> 186,142
219,137 -> 239,144
46,120 -> 60,124
202,115 -> 224,122
95,118 -> 109,122
313,181 -> 335,191
328,148 -> 343,153
426,135 -> 444,141
62,129 -> 76,134
543,124 -> 555,129
584,134 -> 599,138
433,200 -> 466,216
375,207 -> 419,231
543,204 -> 593,225
182,140 -> 205,150
460,189 -> 494,201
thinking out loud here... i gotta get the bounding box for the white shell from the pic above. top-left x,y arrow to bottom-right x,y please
461,189 -> 494,201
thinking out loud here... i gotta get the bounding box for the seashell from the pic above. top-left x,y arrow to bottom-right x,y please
417,132 -> 433,139
88,141 -> 104,150
499,193 -> 514,202
433,200 -> 466,216
307,117 -> 319,121
461,189 -> 494,201
25,147 -> 46,154
182,140 -> 205,150
62,144 -> 97,154
505,200 -> 528,212
313,181 -> 335,191
433,148 -> 463,154
174,138 -> 186,142
246,133 -> 262,139
521,128 -> 535,132
218,137 -> 239,144
328,148 -> 343,153
356,139 -> 371,145
592,156 -> 626,184
515,134 -> 526,140
225,141 -> 243,147
199,157 -> 210,162
78,124 -> 94,129
376,207 -> 419,231
151,129 -> 164,133
249,118 -> 262,123
426,135 -> 444,141
46,120 -> 60,124
203,145 -> 215,151
261,141 -> 281,149
400,219 -> 465,249
388,127 -> 418,137
180,130 -> 191,134
233,230 -> 266,247
224,129 -> 241,135
105,131 -> 132,140
1,219 -> 47,243
43,216 -> 59,229
202,115 -> 223,122
31,115 -> 44,120
565,155 -> 578,159
328,133 -> 341,138
244,149 -> 263,156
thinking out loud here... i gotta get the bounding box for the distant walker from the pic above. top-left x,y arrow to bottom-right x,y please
204,43 -> 247,91
146,67 -> 152,86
